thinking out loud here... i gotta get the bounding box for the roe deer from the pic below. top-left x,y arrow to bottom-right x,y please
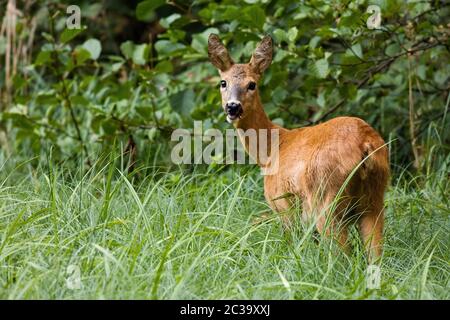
208,34 -> 390,262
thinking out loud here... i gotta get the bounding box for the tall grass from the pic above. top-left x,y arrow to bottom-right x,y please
0,148 -> 448,299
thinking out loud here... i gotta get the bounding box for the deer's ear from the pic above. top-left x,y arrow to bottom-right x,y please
249,35 -> 273,74
208,34 -> 234,72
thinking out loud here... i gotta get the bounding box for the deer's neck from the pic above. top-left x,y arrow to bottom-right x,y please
233,95 -> 284,166
235,96 -> 275,131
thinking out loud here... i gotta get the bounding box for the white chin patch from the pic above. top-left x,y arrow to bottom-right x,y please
227,116 -> 241,123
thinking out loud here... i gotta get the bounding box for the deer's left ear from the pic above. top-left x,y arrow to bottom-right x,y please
249,35 -> 273,74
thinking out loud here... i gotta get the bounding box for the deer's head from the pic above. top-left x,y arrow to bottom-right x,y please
208,34 -> 273,123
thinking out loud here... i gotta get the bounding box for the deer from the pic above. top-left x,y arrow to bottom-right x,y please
207,34 -> 390,263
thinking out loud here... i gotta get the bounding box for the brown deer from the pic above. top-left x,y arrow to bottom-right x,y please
208,34 -> 390,262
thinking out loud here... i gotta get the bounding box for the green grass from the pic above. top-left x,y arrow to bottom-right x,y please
0,152 -> 448,299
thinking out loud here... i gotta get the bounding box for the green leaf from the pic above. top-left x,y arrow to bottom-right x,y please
160,13 -> 181,29
120,41 -> 135,59
191,28 -> 219,54
350,43 -> 363,60
314,59 -> 329,79
317,92 -> 326,108
170,89 -> 195,118
82,39 -> 102,60
287,27 -> 298,43
385,43 -> 401,56
154,40 -> 186,56
309,36 -> 321,49
136,0 -> 165,21
132,44 -> 149,65
154,60 -> 173,73
111,62 -> 124,72
120,41 -> 150,65
2,113 -> 33,129
273,29 -> 287,43
272,87 -> 288,104
273,49 -> 290,62
60,27 -> 85,43
434,69 -> 448,86
74,47 -> 91,65
243,6 -> 266,30
101,118 -> 118,135
12,75 -> 26,90
34,50 -> 52,66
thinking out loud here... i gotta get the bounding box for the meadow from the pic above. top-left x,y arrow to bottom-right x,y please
0,147 -> 448,299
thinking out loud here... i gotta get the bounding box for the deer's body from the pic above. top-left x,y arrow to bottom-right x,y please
261,117 -> 388,253
208,35 -> 389,261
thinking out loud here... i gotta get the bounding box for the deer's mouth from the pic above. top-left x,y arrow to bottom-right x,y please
225,104 -> 243,123
226,112 -> 242,123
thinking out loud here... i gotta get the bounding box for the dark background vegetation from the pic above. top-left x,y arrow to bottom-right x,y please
0,0 -> 449,300
0,0 -> 449,173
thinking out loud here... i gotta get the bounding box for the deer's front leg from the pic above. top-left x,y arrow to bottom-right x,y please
266,198 -> 291,231
316,215 -> 351,254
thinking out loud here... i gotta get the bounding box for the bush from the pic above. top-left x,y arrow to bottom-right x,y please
0,0 -> 449,171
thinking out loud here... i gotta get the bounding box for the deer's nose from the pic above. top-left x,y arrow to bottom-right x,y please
225,102 -> 242,116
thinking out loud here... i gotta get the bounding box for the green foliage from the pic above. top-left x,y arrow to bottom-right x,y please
82,39 -> 102,60
0,0 -> 449,170
136,0 -> 166,21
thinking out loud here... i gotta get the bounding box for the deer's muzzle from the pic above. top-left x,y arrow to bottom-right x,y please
225,101 -> 242,122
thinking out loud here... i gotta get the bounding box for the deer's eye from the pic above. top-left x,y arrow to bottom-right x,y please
220,80 -> 227,88
248,82 -> 256,91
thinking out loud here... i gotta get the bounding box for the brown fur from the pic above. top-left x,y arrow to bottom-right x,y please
208,34 -> 390,262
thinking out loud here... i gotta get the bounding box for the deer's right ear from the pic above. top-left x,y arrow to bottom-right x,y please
208,34 -> 234,72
